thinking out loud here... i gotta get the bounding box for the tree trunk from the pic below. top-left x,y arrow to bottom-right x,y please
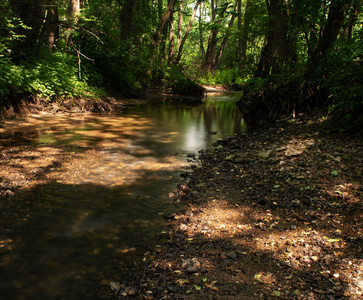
152,0 -> 177,50
255,0 -> 289,78
175,0 -> 201,64
66,0 -> 80,45
148,0 -> 177,70
120,0 -> 136,42
45,4 -> 59,50
168,5 -> 175,64
198,1 -> 205,57
237,0 -> 242,61
177,0 -> 183,48
306,0 -> 353,79
215,1 -> 237,67
239,0 -> 251,65
204,0 -> 221,71
342,0 -> 361,39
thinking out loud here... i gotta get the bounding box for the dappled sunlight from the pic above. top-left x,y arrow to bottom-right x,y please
144,194 -> 362,298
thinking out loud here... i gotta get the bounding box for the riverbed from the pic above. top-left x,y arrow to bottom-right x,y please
0,92 -> 245,299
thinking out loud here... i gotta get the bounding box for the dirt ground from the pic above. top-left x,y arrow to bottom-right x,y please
0,105 -> 362,299
119,114 -> 362,299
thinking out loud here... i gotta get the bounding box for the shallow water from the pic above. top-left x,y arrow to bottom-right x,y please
0,92 -> 246,299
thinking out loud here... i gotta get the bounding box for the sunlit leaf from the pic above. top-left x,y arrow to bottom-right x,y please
194,285 -> 202,290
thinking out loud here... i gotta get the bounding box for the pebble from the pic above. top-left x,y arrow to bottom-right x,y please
226,252 -> 238,259
187,266 -> 198,274
109,282 -> 121,294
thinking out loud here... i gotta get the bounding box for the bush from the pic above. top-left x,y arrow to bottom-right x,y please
323,30 -> 363,131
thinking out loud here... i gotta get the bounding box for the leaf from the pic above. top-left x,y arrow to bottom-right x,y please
331,170 -> 339,176
194,285 -> 202,291
202,278 -> 207,282
205,282 -> 219,291
323,236 -> 341,242
254,273 -> 262,280
273,185 -> 280,188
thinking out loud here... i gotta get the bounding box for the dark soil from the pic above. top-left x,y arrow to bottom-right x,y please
114,114 -> 362,299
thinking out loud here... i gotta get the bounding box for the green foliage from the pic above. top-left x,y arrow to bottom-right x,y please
0,48 -> 104,102
323,30 -> 363,130
0,45 -> 24,99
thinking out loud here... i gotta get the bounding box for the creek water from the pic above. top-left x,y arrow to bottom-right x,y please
0,92 -> 246,299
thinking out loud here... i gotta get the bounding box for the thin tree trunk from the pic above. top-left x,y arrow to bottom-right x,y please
177,0 -> 183,47
152,0 -> 177,49
175,0 -> 201,64
168,5 -> 175,64
239,0 -> 251,65
149,0 -> 177,70
237,0 -> 242,61
198,1 -> 205,57
215,1 -> 237,67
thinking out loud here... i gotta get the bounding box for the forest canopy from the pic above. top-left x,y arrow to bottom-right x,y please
0,0 -> 362,129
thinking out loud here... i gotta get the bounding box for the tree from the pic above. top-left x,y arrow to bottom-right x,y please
255,0 -> 289,78
306,0 -> 354,80
175,0 -> 202,64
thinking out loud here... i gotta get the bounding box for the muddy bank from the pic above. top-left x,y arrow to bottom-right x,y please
114,115 -> 363,299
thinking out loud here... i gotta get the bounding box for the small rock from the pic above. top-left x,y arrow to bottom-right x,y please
226,252 -> 237,259
290,224 -> 297,230
256,150 -> 272,159
187,266 -> 198,274
109,282 -> 121,294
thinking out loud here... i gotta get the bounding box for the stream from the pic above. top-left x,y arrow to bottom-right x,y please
0,92 -> 247,299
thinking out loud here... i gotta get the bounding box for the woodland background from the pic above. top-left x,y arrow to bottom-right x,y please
0,0 -> 362,129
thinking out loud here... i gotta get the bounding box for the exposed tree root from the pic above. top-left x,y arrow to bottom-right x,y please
237,80 -> 328,123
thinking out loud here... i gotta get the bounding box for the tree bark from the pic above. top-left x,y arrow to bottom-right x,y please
239,0 -> 251,65
204,0 -> 221,70
215,1 -> 237,67
119,0 -> 136,42
306,0 -> 353,79
177,0 -> 183,48
152,0 -> 177,50
66,0 -> 80,45
255,0 -> 289,78
237,0 -> 242,61
45,4 -> 59,50
168,4 -> 175,64
175,0 -> 201,64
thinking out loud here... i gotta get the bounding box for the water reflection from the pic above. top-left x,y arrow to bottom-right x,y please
0,93 -> 246,299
